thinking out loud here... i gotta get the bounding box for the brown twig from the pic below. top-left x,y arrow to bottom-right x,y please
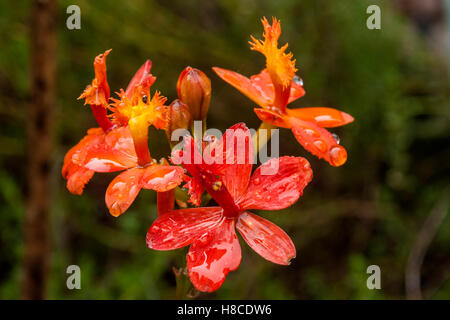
405,187 -> 449,300
22,0 -> 57,300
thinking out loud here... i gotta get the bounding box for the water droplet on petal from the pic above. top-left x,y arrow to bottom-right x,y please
293,76 -> 303,86
304,128 -> 320,137
332,133 -> 340,144
293,75 -> 304,86
253,177 -> 261,185
313,139 -> 327,153
330,146 -> 347,167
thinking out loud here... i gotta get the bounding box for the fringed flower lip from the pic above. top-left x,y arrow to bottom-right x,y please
213,17 -> 354,167
147,123 -> 313,292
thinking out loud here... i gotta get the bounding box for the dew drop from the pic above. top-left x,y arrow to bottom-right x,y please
293,75 -> 304,86
253,177 -> 261,185
304,128 -> 319,137
332,133 -> 340,144
330,146 -> 347,167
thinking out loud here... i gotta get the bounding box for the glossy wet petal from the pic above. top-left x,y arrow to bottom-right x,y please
238,157 -> 312,210
105,168 -> 144,217
213,123 -> 253,200
236,211 -> 295,265
78,126 -> 138,172
141,165 -> 184,192
290,118 -> 348,167
287,77 -> 306,103
287,107 -> 354,128
146,207 -> 224,250
64,164 -> 95,195
212,67 -> 271,107
62,127 -> 105,193
253,108 -> 291,128
187,218 -> 241,292
250,69 -> 305,105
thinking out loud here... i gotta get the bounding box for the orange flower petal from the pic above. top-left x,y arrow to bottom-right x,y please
62,127 -> 105,194
64,164 -> 95,195
78,49 -> 111,106
287,107 -> 354,128
290,118 -> 348,167
253,108 -> 291,128
77,126 -> 138,172
141,165 -> 184,192
105,168 -> 144,217
212,67 -> 271,107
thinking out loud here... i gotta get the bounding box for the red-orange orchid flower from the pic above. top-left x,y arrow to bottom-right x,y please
62,49 -> 126,195
78,72 -> 184,216
147,123 -> 313,292
213,17 -> 354,166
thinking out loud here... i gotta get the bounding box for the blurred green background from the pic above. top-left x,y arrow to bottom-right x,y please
0,0 -> 449,299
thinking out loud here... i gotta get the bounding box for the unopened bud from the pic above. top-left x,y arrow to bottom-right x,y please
177,67 -> 211,121
166,99 -> 192,140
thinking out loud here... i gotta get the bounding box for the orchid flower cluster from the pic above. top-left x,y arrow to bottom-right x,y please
62,17 -> 353,293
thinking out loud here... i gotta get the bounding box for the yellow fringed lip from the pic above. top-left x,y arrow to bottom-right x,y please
249,17 -> 297,89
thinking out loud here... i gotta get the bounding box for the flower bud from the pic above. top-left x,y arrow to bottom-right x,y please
177,67 -> 211,121
166,99 -> 192,141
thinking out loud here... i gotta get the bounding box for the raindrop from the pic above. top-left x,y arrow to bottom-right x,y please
253,177 -> 261,185
293,75 -> 304,86
332,133 -> 340,144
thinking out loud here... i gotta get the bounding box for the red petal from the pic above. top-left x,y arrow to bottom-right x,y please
105,168 -> 144,217
79,126 -> 138,172
125,60 -> 154,99
146,207 -> 224,250
236,211 -> 295,265
287,107 -> 354,128
157,189 -> 175,216
213,123 -> 253,200
212,67 -> 271,107
253,108 -> 291,128
187,218 -> 241,292
141,165 -> 184,192
238,157 -> 312,210
290,118 -> 348,167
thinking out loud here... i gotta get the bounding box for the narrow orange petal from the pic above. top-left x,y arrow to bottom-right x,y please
287,107 -> 354,128
290,118 -> 348,167
212,67 -> 271,107
105,168 -> 144,217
